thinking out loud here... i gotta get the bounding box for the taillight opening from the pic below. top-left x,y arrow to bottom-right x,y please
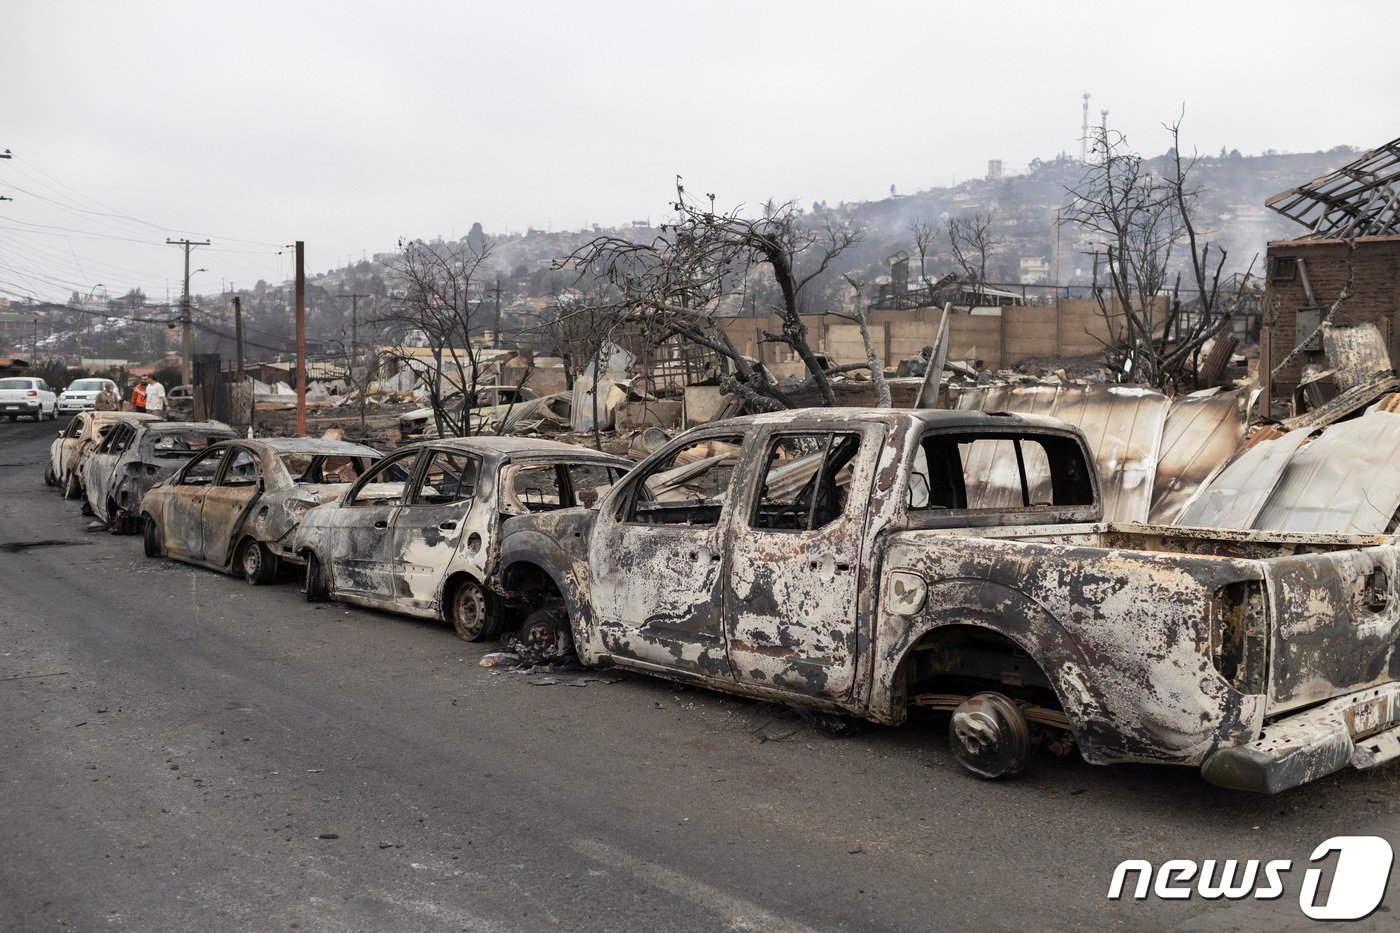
1212,580 -> 1267,695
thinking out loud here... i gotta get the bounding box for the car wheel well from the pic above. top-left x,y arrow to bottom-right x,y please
500,561 -> 562,607
899,624 -> 1076,771
900,624 -> 1064,718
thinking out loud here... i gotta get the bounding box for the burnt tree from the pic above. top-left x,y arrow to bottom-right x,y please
563,181 -> 862,410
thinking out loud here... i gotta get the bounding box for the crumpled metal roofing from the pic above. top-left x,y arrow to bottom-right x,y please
1253,411 -> 1400,534
1177,410 -> 1400,535
1174,427 -> 1312,529
1147,388 -> 1253,525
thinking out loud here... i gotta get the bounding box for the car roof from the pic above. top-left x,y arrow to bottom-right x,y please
142,420 -> 236,434
217,437 -> 382,458
401,435 -> 629,464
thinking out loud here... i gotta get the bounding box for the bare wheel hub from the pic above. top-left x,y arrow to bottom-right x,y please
949,692 -> 1032,779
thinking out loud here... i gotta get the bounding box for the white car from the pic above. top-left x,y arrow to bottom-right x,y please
57,377 -> 119,415
0,377 -> 58,421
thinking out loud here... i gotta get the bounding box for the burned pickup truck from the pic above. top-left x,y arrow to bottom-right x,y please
499,408 -> 1400,793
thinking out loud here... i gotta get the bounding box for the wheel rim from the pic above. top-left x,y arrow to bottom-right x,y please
242,543 -> 261,580
521,613 -> 559,651
949,692 -> 1032,779
451,582 -> 488,640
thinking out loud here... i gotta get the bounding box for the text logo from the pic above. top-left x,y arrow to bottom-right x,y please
1107,836 -> 1393,921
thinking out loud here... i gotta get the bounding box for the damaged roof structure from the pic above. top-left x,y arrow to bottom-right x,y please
1266,138 -> 1400,239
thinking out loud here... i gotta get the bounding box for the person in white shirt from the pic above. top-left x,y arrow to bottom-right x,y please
143,375 -> 167,419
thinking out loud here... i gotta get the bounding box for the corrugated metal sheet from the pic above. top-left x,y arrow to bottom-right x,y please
954,384 -> 1170,522
1174,428 -> 1312,529
1323,322 -> 1392,391
1253,411 -> 1400,534
1279,371 -> 1400,433
1147,388 -> 1253,524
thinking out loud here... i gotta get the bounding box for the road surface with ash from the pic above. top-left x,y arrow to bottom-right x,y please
1,417 -> 1396,931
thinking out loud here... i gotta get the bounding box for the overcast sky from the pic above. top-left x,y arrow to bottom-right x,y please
4,0 -> 1397,305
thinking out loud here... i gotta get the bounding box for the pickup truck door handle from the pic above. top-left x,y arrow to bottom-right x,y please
373,520 -> 388,529
439,521 -> 457,531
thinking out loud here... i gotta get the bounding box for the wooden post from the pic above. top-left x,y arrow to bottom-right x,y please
295,241 -> 306,435
233,295 -> 245,379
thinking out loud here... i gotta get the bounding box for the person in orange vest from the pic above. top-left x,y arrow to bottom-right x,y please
131,379 -> 148,413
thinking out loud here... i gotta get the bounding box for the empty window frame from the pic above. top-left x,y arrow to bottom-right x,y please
750,432 -> 862,532
910,432 -> 1094,512
414,451 -> 480,505
628,436 -> 745,526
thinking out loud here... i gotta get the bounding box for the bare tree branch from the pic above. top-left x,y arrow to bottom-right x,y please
560,181 -> 862,410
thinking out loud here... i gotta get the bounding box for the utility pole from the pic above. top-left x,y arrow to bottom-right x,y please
337,293 -> 369,357
492,278 -> 503,348
233,295 -> 245,379
295,241 -> 306,435
167,238 -> 209,385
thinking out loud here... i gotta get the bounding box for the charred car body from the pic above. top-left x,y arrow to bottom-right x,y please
499,408 -> 1400,793
47,411 -> 156,496
140,437 -> 383,584
82,420 -> 239,533
294,437 -> 630,641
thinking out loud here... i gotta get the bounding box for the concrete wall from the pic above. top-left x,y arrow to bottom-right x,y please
708,300 -> 1163,376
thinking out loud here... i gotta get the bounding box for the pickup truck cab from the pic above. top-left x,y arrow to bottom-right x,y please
499,408 -> 1400,793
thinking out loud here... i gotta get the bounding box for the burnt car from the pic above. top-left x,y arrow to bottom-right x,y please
166,384 -> 194,420
81,420 -> 239,533
47,411 -> 157,496
293,437 -> 630,641
140,437 -> 383,584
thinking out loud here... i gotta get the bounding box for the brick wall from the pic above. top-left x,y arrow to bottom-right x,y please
1261,236 -> 1400,409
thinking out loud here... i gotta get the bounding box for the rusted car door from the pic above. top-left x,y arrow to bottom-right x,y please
161,446 -> 229,561
724,426 -> 879,701
329,449 -> 422,600
201,446 -> 263,567
389,449 -> 480,609
589,432 -> 747,679
85,423 -> 135,518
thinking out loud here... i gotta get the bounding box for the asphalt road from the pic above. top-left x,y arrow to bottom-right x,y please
1,415 -> 1397,932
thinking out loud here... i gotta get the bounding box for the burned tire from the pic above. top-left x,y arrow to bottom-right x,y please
63,470 -> 81,500
106,500 -> 127,535
238,539 -> 278,586
516,606 -> 573,662
143,516 -> 163,558
303,552 -> 329,602
949,692 -> 1032,780
44,463 -> 57,487
448,578 -> 497,641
